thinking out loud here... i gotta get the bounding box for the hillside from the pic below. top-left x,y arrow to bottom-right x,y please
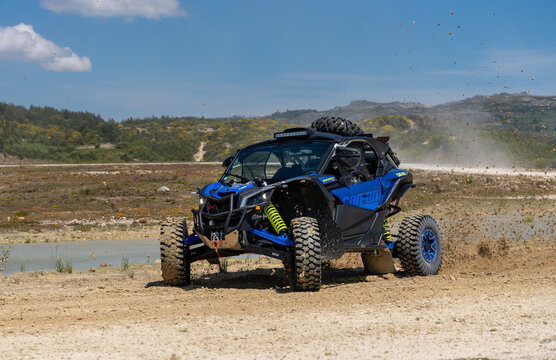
0,93 -> 554,168
269,93 -> 555,131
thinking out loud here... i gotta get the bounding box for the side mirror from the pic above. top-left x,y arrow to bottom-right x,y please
222,156 -> 233,168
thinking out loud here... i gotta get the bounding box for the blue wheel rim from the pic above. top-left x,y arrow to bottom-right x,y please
420,229 -> 437,263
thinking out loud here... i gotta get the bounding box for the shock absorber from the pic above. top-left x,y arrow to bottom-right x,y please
384,218 -> 392,242
264,201 -> 287,234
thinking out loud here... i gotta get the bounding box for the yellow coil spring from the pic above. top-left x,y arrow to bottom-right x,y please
384,218 -> 392,242
264,202 -> 287,234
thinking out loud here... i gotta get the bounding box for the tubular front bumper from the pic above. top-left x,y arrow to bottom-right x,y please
191,193 -> 263,236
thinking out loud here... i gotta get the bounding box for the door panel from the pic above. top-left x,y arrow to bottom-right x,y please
330,179 -> 383,211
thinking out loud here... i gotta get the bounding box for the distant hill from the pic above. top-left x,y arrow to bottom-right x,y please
268,93 -> 555,132
0,93 -> 554,168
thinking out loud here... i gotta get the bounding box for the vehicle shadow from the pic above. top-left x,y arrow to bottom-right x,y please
145,268 -> 283,290
145,266 -> 406,292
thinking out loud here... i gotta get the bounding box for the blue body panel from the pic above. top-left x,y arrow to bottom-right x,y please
184,234 -> 202,245
203,182 -> 255,199
247,228 -> 294,246
330,181 -> 382,210
330,169 -> 408,210
385,240 -> 396,251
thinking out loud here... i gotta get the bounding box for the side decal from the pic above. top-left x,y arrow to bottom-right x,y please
341,190 -> 381,207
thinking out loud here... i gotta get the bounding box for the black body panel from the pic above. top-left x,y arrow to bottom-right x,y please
334,205 -> 388,247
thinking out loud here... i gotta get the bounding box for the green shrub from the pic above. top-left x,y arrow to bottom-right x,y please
53,249 -> 73,273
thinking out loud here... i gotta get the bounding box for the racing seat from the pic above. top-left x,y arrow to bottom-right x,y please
272,164 -> 304,180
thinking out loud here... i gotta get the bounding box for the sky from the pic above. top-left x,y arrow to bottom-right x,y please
0,0 -> 555,120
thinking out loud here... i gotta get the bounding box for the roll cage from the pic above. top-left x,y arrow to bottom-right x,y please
221,128 -> 399,183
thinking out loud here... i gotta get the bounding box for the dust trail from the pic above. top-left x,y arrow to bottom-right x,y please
403,163 -> 556,179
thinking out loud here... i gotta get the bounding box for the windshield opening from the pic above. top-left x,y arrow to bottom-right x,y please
222,141 -> 330,184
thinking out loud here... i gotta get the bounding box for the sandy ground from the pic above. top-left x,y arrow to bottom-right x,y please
0,241 -> 555,360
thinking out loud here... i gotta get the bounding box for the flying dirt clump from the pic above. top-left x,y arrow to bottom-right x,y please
477,237 -> 511,258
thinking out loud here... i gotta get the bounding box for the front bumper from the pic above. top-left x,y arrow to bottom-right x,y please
192,193 -> 265,236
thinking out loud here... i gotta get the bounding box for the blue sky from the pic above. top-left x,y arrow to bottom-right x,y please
0,0 -> 554,120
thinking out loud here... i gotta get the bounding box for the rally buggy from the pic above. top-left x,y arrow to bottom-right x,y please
159,117 -> 442,291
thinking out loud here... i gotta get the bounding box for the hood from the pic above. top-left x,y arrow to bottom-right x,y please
202,181 -> 256,199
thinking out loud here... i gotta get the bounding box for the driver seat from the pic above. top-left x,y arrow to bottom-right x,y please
272,164 -> 303,180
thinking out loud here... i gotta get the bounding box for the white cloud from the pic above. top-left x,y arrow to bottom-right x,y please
0,23 -> 92,72
41,0 -> 186,19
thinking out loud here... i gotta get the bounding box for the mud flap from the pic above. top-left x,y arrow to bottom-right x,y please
361,248 -> 396,274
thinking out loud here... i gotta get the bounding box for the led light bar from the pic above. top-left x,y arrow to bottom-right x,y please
274,130 -> 309,138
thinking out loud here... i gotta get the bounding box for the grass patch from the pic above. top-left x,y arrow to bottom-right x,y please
53,249 -> 73,273
75,224 -> 93,232
121,252 -> 130,271
14,210 -> 28,217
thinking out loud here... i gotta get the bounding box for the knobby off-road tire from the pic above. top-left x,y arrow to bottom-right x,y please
159,218 -> 190,286
397,215 -> 442,276
291,217 -> 322,291
310,116 -> 363,137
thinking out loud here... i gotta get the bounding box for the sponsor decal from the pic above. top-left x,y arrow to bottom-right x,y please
342,190 -> 380,206
318,176 -> 337,184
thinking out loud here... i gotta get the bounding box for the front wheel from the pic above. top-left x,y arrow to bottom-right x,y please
291,217 -> 322,291
159,218 -> 191,285
396,215 -> 442,276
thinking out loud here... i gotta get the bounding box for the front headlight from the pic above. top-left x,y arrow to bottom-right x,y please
247,191 -> 270,206
199,197 -> 205,207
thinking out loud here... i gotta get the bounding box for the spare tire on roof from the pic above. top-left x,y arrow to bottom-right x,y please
310,116 -> 363,137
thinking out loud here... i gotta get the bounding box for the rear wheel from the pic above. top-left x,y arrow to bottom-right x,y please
397,215 -> 442,276
291,217 -> 322,291
159,218 -> 190,285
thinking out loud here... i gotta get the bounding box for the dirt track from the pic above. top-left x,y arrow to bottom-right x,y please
1,164 -> 554,358
1,241 -> 555,360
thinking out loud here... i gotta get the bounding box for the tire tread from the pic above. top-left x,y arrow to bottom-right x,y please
291,217 -> 322,291
159,218 -> 190,285
397,215 -> 442,276
310,117 -> 363,137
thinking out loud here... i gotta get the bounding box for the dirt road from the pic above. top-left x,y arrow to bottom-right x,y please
1,241 -> 555,360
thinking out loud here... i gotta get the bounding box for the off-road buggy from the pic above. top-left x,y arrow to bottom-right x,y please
160,117 -> 442,291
